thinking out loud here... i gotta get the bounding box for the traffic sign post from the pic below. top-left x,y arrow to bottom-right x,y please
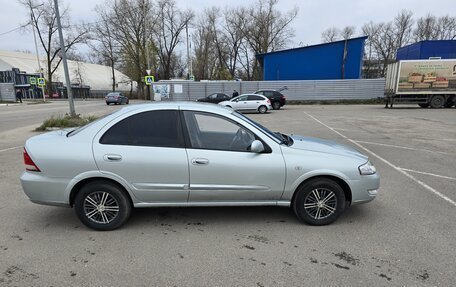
145,76 -> 155,85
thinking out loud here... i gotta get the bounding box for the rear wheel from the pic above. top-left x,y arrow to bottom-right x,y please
418,103 -> 429,108
258,105 -> 267,114
74,181 -> 131,231
293,178 -> 346,226
429,95 -> 445,108
272,101 -> 281,110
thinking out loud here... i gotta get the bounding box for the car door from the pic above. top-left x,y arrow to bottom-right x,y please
247,95 -> 265,110
232,95 -> 249,111
182,110 -> 286,202
207,93 -> 218,103
92,109 -> 189,203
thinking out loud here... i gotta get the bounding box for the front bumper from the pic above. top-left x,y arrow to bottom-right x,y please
347,172 -> 380,205
20,171 -> 71,207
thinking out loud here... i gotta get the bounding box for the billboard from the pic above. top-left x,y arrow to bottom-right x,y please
397,60 -> 456,93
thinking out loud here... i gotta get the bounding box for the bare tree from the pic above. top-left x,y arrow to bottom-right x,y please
413,14 -> 456,41
20,0 -> 88,96
341,26 -> 355,40
435,15 -> 456,40
154,0 -> 194,80
240,0 -> 298,79
321,27 -> 339,42
90,5 -> 120,92
222,7 -> 247,78
192,8 -> 218,80
108,0 -> 154,99
362,21 -> 396,76
393,10 -> 414,48
414,14 -> 438,41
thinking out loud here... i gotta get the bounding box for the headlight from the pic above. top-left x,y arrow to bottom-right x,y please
359,161 -> 376,175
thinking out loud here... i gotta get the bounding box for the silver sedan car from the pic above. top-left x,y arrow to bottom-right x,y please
21,102 -> 379,230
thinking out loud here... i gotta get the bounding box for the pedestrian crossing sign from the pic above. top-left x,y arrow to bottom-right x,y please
37,78 -> 45,86
145,76 -> 155,85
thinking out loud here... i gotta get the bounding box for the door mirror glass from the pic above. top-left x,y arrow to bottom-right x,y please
250,140 -> 264,153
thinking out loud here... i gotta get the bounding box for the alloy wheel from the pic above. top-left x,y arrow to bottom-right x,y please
303,188 -> 337,220
83,192 -> 120,224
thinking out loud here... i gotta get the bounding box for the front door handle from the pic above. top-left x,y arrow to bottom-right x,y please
104,154 -> 122,161
191,158 -> 209,165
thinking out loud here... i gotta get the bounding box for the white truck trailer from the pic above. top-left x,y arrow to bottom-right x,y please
385,59 -> 456,108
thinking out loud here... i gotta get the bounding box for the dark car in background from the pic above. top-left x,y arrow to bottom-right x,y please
197,93 -> 231,104
106,92 -> 129,105
254,89 -> 287,110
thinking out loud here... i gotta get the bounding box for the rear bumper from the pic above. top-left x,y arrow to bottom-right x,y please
20,171 -> 71,207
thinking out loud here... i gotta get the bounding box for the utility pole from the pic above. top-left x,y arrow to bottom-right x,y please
145,7 -> 151,101
29,3 -> 45,102
54,0 -> 76,117
186,22 -> 190,80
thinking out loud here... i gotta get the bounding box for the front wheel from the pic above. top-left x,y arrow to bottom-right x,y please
258,105 -> 267,114
74,181 -> 131,231
293,178 -> 346,226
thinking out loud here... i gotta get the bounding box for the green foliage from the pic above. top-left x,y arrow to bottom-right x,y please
35,114 -> 98,131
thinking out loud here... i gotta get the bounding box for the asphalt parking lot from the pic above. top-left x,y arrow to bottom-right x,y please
0,100 -> 455,286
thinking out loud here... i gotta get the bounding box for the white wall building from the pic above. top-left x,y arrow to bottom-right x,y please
0,50 -> 134,101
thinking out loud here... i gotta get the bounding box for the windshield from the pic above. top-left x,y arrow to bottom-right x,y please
232,111 -> 282,143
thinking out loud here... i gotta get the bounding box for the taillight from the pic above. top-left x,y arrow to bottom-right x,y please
282,96 -> 286,99
267,99 -> 271,103
23,148 -> 40,172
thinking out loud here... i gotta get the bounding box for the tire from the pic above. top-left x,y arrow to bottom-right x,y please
272,101 -> 281,110
106,102 -> 110,105
258,105 -> 267,114
444,97 -> 454,108
74,181 -> 131,231
292,178 -> 346,226
429,95 -> 445,108
418,103 -> 429,108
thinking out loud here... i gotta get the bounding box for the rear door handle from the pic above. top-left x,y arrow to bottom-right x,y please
191,158 -> 209,165
104,154 -> 122,161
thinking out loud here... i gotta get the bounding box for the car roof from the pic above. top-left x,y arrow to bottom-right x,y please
116,101 -> 233,115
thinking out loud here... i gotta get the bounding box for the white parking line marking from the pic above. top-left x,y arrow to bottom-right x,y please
0,146 -> 23,153
304,112 -> 456,208
399,168 -> 456,181
354,140 -> 451,155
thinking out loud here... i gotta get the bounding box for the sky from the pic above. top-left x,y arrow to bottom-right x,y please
0,0 -> 455,55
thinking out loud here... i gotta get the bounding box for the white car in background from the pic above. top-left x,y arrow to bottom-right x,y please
219,94 -> 272,114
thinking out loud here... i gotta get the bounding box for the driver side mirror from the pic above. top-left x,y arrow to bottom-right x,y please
250,140 -> 264,153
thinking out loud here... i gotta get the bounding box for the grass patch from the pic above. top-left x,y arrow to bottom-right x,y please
288,98 -> 385,105
35,114 -> 98,131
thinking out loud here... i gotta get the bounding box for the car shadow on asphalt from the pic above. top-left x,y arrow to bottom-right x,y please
33,205 -> 372,230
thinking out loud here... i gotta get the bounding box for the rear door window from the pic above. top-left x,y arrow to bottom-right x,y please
100,110 -> 183,148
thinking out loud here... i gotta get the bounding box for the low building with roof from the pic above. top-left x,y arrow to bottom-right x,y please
0,50 -> 134,101
256,36 -> 367,81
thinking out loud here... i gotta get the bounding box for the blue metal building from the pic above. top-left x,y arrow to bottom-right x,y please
256,36 -> 367,81
396,40 -> 456,60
